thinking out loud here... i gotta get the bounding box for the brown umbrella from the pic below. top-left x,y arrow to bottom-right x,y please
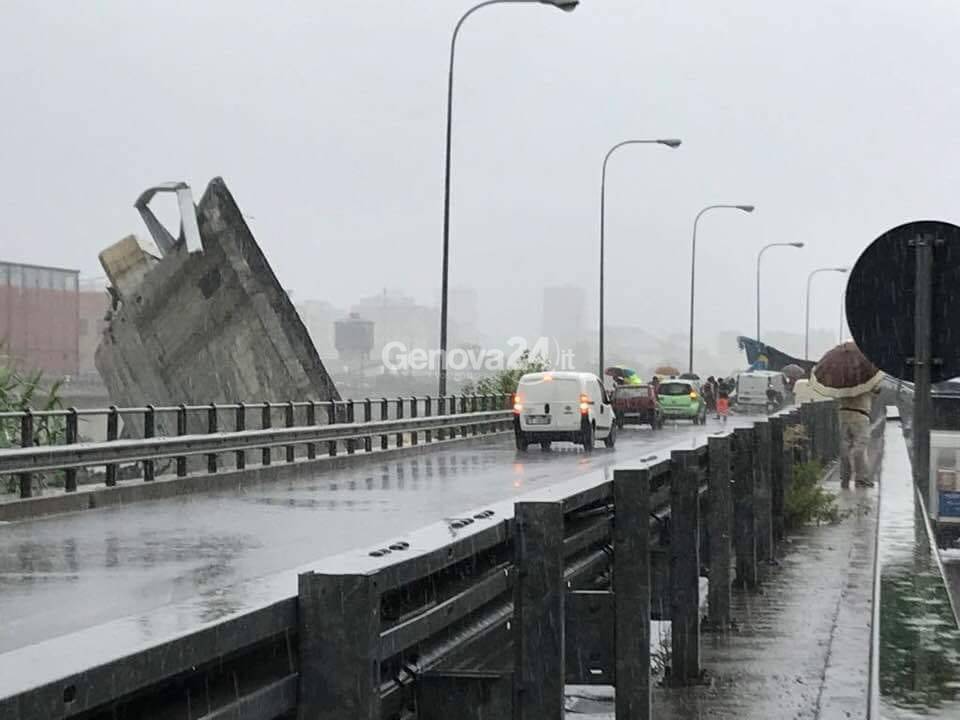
782,363 -> 806,381
809,342 -> 883,398
654,365 -> 680,377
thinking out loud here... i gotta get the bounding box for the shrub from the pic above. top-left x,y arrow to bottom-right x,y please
461,350 -> 549,397
785,460 -> 842,527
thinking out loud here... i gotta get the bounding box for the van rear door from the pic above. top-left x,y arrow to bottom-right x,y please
516,376 -> 581,428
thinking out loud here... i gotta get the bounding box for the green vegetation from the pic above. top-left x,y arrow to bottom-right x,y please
0,347 -> 65,494
461,350 -> 549,397
785,459 -> 842,527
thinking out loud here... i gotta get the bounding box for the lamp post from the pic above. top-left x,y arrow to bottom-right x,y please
756,241 -> 805,343
687,204 -> 755,373
437,0 -> 578,397
598,138 -> 681,378
804,266 -> 848,360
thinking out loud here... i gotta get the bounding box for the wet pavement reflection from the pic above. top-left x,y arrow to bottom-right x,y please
878,425 -> 960,718
0,415 -> 755,658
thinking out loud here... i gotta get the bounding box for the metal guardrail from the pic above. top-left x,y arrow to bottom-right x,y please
0,394 -> 512,498
0,400 -> 842,720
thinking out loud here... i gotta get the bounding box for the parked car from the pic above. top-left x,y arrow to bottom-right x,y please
736,370 -> 788,412
657,379 -> 707,424
513,371 -> 616,451
612,384 -> 661,429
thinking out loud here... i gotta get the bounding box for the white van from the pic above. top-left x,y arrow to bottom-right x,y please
736,370 -> 788,410
513,371 -> 616,451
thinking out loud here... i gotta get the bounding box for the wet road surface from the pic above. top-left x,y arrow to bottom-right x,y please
0,415 -> 758,656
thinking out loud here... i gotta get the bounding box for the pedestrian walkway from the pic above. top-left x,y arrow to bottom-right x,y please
566,463 -> 879,719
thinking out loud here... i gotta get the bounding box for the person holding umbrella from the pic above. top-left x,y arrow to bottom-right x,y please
809,342 -> 883,488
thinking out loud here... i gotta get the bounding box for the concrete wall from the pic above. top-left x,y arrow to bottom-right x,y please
95,177 -> 339,437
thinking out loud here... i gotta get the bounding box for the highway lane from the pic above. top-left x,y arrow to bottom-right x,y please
0,414 -> 761,654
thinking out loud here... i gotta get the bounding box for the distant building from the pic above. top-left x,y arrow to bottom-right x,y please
353,289 -> 437,371
0,261 -> 80,376
334,312 -> 375,372
78,278 -> 110,375
542,285 -> 586,357
297,299 -> 345,360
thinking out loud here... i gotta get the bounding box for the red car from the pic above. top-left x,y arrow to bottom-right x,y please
611,384 -> 662,430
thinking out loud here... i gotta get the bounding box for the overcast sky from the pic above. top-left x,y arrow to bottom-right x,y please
2,0 -> 959,345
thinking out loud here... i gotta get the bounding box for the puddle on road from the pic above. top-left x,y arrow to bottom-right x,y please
878,432 -> 960,718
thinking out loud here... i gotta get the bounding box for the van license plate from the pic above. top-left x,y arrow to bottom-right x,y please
527,416 -> 550,425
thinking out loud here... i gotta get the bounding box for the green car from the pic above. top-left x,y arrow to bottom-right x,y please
657,379 -> 707,424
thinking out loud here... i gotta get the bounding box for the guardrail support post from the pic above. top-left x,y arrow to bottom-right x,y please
754,421 -> 773,562
19,410 -> 33,498
732,427 -> 758,589
327,402 -> 337,457
364,399 -> 373,452
380,398 -> 389,450
707,434 -> 733,630
424,396 -> 432,444
346,400 -> 356,455
298,570 -> 381,720
613,468 -> 651,719
64,407 -> 78,492
176,404 -> 188,477
770,417 -> 786,543
105,405 -> 118,487
262,403 -> 273,466
514,500 -> 565,719
395,399 -> 404,448
143,405 -> 155,482
207,403 -> 218,473
286,401 -> 296,462
437,396 -> 447,441
669,449 -> 702,685
410,397 -> 418,446
236,403 -> 247,470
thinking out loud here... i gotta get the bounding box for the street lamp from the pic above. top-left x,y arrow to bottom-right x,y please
756,241 -> 805,343
804,266 -> 849,360
687,204 -> 755,373
598,138 -> 682,378
438,0 -> 579,397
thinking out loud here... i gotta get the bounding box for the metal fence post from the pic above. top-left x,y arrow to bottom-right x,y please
471,394 -> 479,435
395,398 -> 404,448
424,396 -> 433,444
754,421 -> 773,562
769,417 -> 786,544
176,404 -> 188,478
236,403 -> 247,470
19,410 -> 33,498
297,570 -> 381,719
327,401 -> 337,457
514,500 -> 565,719
380,398 -> 389,450
64,407 -> 78,492
105,405 -> 118,487
262,403 -> 273,466
207,403 -> 218,473
437,396 -> 447,441
363,399 -> 373,452
669,449 -> 702,685
143,405 -> 155,482
346,400 -> 356,455
707,434 -> 733,630
613,468 -> 651,719
409,397 -> 418,446
460,395 -> 468,437
286,401 -> 296,463
732,427 -> 758,589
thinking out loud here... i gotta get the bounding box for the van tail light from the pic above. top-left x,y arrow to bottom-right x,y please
514,402 -> 523,414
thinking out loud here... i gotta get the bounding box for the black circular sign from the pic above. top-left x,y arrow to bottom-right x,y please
846,220 -> 960,383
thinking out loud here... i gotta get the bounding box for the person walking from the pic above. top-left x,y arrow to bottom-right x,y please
838,391 -> 873,488
717,378 -> 730,424
703,376 -> 716,416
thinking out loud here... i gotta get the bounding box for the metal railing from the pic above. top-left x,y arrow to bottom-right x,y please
0,400 -> 841,720
0,394 -> 512,498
